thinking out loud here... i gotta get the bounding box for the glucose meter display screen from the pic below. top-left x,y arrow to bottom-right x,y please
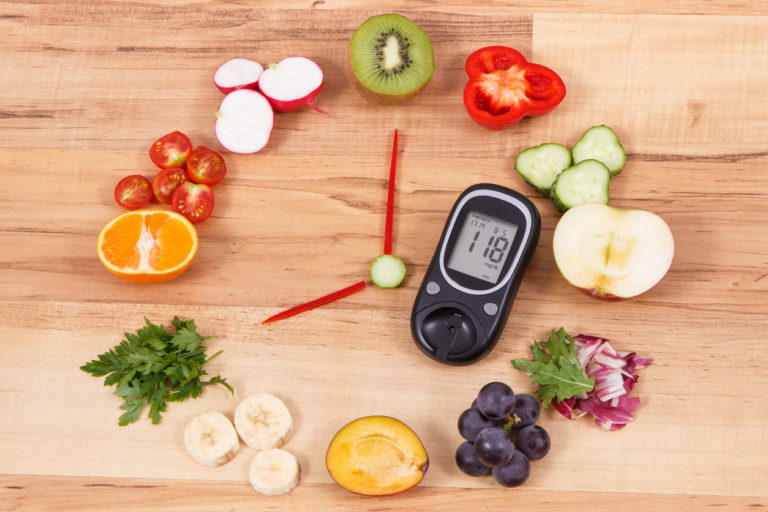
447,211 -> 519,284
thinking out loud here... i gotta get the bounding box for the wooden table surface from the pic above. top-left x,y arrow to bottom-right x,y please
1,1 -> 767,510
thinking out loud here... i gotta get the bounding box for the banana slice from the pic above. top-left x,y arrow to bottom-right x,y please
249,448 -> 301,496
234,393 -> 293,451
184,411 -> 240,467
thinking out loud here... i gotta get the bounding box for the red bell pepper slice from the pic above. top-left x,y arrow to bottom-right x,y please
463,46 -> 566,131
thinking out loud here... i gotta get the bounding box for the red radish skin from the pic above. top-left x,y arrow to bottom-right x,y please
257,57 -> 339,117
214,58 -> 264,94
215,89 -> 275,155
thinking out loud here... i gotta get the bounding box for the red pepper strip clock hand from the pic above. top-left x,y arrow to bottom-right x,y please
263,130 -> 401,323
262,281 -> 367,324
383,129 -> 398,255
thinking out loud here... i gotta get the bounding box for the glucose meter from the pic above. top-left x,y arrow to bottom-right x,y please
411,184 -> 540,365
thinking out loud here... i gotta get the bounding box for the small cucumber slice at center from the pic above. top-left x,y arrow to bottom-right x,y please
550,159 -> 611,212
370,254 -> 407,289
571,125 -> 626,176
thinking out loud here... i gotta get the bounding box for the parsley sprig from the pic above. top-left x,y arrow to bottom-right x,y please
512,327 -> 594,407
81,317 -> 234,426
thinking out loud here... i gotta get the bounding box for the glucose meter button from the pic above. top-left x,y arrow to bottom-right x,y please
426,281 -> 441,295
483,302 -> 499,316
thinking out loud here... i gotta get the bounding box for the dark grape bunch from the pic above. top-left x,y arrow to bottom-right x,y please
455,381 -> 551,487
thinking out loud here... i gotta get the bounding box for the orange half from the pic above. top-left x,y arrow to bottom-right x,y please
97,209 -> 198,284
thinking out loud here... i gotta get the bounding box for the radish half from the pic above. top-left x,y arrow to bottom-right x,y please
215,89 -> 274,154
258,56 -> 338,117
214,58 -> 264,94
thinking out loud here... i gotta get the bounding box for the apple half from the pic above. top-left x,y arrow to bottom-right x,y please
326,416 -> 428,496
553,203 -> 674,300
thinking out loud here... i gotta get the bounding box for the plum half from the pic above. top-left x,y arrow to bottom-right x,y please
326,416 -> 428,496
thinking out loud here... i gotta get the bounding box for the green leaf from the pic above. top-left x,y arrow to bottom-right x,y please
148,381 -> 169,424
124,346 -> 164,375
118,397 -> 148,426
82,316 -> 233,426
170,327 -> 205,352
541,327 -> 576,361
138,317 -> 171,342
167,378 -> 203,402
114,379 -> 142,400
512,327 -> 594,408
203,375 -> 235,396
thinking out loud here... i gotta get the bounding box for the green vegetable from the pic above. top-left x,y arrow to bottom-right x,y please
571,125 -> 626,176
514,142 -> 572,196
80,316 -> 234,426
511,328 -> 594,407
550,159 -> 611,212
370,254 -> 407,288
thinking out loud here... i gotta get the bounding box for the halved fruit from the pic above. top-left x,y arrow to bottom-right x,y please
97,209 -> 198,284
326,416 -> 428,496
552,203 -> 674,299
349,14 -> 434,104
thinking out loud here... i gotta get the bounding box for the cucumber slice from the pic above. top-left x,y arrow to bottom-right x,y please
515,142 -> 572,196
571,125 -> 626,176
550,159 -> 610,212
370,254 -> 406,289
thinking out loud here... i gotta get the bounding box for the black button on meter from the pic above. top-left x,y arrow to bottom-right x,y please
411,184 -> 540,365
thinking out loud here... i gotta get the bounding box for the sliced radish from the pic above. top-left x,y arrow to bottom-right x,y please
214,58 -> 264,94
215,89 -> 274,154
257,56 -> 338,117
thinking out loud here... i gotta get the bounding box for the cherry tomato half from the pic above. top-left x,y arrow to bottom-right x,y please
152,167 -> 188,205
172,182 -> 214,224
149,131 -> 193,169
186,146 -> 227,186
114,174 -> 152,210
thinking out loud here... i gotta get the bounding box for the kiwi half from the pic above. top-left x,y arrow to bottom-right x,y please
349,13 -> 434,104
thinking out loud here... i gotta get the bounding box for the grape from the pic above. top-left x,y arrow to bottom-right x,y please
516,424 -> 551,460
510,393 -> 540,429
492,450 -> 531,487
475,382 -> 516,420
455,441 -> 491,477
473,427 -> 515,468
458,408 -> 494,442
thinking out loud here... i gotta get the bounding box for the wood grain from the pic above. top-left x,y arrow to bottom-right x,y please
1,1 -> 767,510
1,301 -> 767,497
1,477 -> 765,512
1,149 -> 765,319
10,0 -> 767,16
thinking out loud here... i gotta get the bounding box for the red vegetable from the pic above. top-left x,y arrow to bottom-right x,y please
463,46 -> 565,131
257,57 -> 338,117
262,281 -> 366,324
383,129 -> 398,255
152,167 -> 187,205
554,334 -> 652,431
171,182 -> 214,224
149,131 -> 193,169
114,174 -> 152,210
186,146 -> 227,187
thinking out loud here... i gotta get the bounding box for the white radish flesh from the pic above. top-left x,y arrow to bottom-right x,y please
214,58 -> 264,94
258,56 -> 337,116
215,89 -> 274,154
